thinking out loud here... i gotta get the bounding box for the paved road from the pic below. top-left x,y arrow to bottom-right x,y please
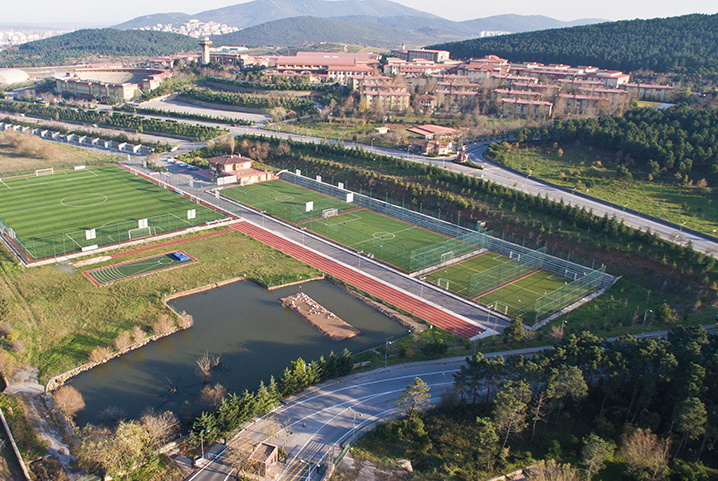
185,323 -> 701,481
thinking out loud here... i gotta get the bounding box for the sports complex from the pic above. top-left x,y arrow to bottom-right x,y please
221,172 -> 615,325
0,165 -> 226,263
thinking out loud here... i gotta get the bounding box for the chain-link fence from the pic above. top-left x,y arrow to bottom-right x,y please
534,265 -> 607,322
468,246 -> 547,297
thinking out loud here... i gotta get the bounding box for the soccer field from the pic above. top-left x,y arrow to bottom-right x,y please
222,180 -> 354,223
476,269 -> 569,320
0,166 -> 224,260
301,209 -> 450,272
423,252 -> 511,296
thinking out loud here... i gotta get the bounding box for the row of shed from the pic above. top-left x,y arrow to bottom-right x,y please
0,122 -> 153,155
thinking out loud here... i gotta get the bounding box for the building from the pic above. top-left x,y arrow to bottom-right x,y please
621,83 -> 675,102
408,124 -> 458,140
249,443 -> 279,477
275,52 -> 379,81
556,94 -> 609,115
360,90 -> 411,111
390,48 -> 451,63
383,58 -> 447,77
0,69 -> 30,85
437,90 -> 479,110
207,155 -> 274,185
55,68 -> 172,102
500,98 -> 553,119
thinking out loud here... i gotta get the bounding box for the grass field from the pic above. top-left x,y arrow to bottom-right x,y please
476,269 -> 570,320
489,144 -> 718,236
222,179 -> 355,223
85,251 -> 196,286
0,165 -> 224,260
301,208 -> 451,272
423,252 -> 512,296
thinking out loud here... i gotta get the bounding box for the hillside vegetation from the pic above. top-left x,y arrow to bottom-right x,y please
0,29 -> 199,67
429,13 -> 718,73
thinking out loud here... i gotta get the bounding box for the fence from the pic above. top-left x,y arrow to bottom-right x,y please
280,171 -> 616,322
469,246 -> 547,297
0,207 -> 226,263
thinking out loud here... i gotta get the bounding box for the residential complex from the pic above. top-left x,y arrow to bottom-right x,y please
54,67 -> 172,102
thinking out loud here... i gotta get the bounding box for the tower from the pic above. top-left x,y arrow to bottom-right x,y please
199,37 -> 212,65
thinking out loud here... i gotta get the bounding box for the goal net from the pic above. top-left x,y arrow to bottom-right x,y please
128,226 -> 152,240
322,208 -> 338,218
440,251 -> 454,263
35,168 -> 54,176
436,278 -> 450,290
488,301 -> 509,315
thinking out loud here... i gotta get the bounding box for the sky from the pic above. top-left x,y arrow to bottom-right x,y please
2,0 -> 717,27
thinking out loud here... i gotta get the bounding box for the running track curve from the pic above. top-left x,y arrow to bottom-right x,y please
230,221 -> 484,339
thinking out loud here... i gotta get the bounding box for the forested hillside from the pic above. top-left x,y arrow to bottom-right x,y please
518,106 -> 718,181
429,13 -> 718,73
0,29 -> 199,67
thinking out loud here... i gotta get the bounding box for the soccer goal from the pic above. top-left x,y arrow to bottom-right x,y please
322,207 -> 338,218
128,226 -> 152,240
436,278 -> 450,290
440,251 -> 454,263
488,301 -> 509,315
35,168 -> 54,176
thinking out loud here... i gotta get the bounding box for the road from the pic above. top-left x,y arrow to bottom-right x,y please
185,324 -> 696,481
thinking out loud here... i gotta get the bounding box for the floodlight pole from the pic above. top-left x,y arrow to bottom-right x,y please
641,309 -> 653,335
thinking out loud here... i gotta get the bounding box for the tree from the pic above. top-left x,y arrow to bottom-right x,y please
620,429 -> 670,481
525,460 -> 578,481
545,365 -> 588,421
581,433 -> 614,479
113,331 -> 132,352
196,351 -> 221,385
199,383 -> 228,410
676,397 -> 707,453
493,380 -> 531,451
139,409 -> 179,449
395,377 -> 431,421
53,385 -> 86,418
656,303 -> 677,324
504,318 -> 525,343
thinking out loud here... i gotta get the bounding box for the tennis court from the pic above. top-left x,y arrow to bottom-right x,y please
221,180 -> 355,223
301,209 -> 451,272
0,165 -> 224,260
476,270 -> 570,320
85,251 -> 196,286
423,252 -> 512,296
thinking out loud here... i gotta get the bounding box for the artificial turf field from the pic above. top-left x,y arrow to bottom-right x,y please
85,251 -> 197,286
0,165 -> 223,259
221,180 -> 355,223
300,208 -> 451,272
423,252 -> 513,296
476,269 -> 570,320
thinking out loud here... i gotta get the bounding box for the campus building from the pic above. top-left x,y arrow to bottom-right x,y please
54,67 -> 172,102
275,52 -> 379,81
208,155 -> 275,185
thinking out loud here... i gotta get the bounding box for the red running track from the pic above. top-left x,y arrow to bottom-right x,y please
231,221 -> 484,339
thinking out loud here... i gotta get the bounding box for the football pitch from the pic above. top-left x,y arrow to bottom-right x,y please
0,166 -> 224,260
423,252 -> 512,296
476,270 -> 570,320
222,180 -> 355,223
301,209 -> 451,272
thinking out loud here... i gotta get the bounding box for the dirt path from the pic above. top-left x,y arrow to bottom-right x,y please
5,369 -> 74,470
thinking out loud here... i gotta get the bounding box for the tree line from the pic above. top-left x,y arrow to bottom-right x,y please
0,29 -> 198,68
0,101 -> 228,141
207,76 -> 347,94
516,106 -> 718,183
114,104 -> 255,126
179,88 -> 319,116
429,13 -> 718,74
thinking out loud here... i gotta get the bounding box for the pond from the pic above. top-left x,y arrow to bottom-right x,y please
69,279 -> 409,425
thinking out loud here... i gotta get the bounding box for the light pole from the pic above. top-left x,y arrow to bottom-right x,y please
680,222 -> 686,234
641,309 -> 653,335
384,339 -> 392,368
200,429 -> 210,462
371,137 -> 376,154
298,458 -> 312,481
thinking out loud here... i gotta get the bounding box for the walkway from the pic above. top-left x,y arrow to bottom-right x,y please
231,221 -> 485,339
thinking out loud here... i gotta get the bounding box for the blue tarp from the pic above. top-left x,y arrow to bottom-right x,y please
172,252 -> 191,262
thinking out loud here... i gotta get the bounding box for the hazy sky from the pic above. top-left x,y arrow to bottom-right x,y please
3,0 -> 717,27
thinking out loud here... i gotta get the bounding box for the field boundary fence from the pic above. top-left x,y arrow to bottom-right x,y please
281,172 -> 616,321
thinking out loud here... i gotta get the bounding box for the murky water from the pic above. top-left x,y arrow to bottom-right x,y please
69,279 -> 408,425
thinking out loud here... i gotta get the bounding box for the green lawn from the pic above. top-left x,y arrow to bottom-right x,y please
424,252 -> 511,296
301,208 -> 451,272
86,251 -> 196,285
0,165 -> 223,260
221,179 -> 354,223
490,144 -> 718,236
476,269 -> 570,321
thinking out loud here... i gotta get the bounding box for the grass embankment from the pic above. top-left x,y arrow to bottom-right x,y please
0,394 -> 45,475
488,143 -> 718,235
0,130 -> 118,176
0,228 -> 320,383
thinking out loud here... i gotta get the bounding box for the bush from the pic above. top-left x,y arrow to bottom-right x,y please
53,385 -> 86,418
420,340 -> 448,357
88,346 -> 112,363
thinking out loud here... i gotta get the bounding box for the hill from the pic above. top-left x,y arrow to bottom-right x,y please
0,29 -> 199,67
428,13 -> 718,73
212,16 -> 461,48
115,0 -> 437,30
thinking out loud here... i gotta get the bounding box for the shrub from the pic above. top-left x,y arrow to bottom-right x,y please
53,385 -> 86,418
